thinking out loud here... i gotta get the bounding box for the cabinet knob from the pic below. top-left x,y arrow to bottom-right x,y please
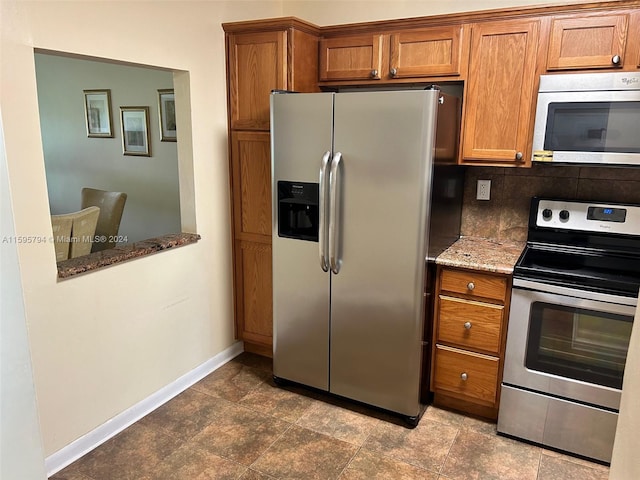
370,69 -> 379,78
467,281 -> 475,291
461,372 -> 468,381
612,55 -> 621,65
464,321 -> 472,330
515,151 -> 524,161
390,67 -> 398,77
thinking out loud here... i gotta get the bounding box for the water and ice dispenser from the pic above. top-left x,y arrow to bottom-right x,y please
277,181 -> 319,242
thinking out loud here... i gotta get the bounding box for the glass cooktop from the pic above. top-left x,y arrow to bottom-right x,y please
515,244 -> 640,297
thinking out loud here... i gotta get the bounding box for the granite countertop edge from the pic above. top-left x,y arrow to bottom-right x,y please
435,236 -> 526,275
57,232 -> 201,279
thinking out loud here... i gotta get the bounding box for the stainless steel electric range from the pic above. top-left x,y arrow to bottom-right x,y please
497,197 -> 640,464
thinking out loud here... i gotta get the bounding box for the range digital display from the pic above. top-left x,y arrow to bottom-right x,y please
587,206 -> 627,223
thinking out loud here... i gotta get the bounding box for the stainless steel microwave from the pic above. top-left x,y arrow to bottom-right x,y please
532,72 -> 640,166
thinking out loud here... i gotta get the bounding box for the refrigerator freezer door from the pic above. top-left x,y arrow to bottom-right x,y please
329,90 -> 439,416
271,92 -> 334,390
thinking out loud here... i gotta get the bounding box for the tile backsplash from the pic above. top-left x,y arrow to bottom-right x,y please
461,164 -> 640,242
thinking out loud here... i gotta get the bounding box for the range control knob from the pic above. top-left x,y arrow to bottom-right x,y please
559,209 -> 570,221
542,208 -> 553,220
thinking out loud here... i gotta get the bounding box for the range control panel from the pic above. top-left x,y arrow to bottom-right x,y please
535,199 -> 640,236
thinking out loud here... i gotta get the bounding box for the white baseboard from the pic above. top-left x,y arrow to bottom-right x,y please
45,341 -> 244,477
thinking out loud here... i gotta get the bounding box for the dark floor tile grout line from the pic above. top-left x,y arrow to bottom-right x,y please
246,420 -> 295,478
535,448 -> 544,480
336,444 -> 363,479
435,423 -> 461,479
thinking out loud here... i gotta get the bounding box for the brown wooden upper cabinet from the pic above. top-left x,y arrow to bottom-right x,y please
460,19 -> 540,166
389,26 -> 466,79
546,14 -> 629,71
228,31 -> 287,130
319,34 -> 383,81
319,26 -> 466,82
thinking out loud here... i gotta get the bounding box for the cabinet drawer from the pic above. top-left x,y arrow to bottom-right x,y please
438,295 -> 503,354
433,345 -> 499,405
440,268 -> 507,301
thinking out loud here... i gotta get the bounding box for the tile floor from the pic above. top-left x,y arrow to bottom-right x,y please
51,352 -> 610,480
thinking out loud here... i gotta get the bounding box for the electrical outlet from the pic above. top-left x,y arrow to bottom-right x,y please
476,179 -> 491,200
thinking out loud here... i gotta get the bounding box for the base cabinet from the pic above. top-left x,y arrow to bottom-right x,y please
431,266 -> 511,420
235,240 -> 273,353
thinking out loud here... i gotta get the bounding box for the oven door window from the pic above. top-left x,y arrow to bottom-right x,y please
526,302 -> 632,389
544,102 -> 640,153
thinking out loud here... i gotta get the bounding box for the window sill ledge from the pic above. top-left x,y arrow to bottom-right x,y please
57,232 -> 201,279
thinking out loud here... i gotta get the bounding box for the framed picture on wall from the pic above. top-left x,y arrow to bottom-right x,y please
157,89 -> 176,141
120,106 -> 151,156
83,89 -> 113,137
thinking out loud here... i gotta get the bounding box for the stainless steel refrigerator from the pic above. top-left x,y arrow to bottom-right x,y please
270,89 -> 463,425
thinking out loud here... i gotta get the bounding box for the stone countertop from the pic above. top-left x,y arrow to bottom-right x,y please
436,236 -> 525,275
57,233 -> 201,279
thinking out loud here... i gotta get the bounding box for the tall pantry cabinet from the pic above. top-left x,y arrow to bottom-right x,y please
223,19 -> 320,356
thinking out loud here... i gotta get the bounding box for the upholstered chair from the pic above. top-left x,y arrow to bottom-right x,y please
81,188 -> 128,252
51,214 -> 73,261
69,206 -> 100,258
51,206 -> 100,260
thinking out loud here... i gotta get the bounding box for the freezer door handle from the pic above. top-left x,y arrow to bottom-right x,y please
318,151 -> 331,272
329,152 -> 342,274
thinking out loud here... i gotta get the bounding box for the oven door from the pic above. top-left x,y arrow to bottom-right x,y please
532,90 -> 640,165
503,278 -> 636,411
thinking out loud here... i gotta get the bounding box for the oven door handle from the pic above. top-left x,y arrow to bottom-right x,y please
513,277 -> 638,308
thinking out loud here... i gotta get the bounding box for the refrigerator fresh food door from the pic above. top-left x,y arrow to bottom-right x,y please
329,90 -> 439,416
270,92 -> 334,390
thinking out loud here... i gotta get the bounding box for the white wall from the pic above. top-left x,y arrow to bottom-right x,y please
0,0 -> 282,458
35,53 -> 181,244
282,0 -> 576,25
610,297 -> 640,479
0,114 -> 47,480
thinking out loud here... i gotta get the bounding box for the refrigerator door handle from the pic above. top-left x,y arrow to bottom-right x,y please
318,151 -> 331,272
329,151 -> 342,275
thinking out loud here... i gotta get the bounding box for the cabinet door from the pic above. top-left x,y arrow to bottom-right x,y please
319,34 -> 383,81
235,240 -> 273,347
389,26 -> 464,78
231,131 -> 272,240
230,131 -> 273,350
228,31 -> 287,130
461,19 -> 539,165
546,14 -> 628,71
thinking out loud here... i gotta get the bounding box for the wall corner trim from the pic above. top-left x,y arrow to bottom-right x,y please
44,341 -> 244,476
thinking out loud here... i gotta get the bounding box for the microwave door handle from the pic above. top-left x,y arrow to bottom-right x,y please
328,152 -> 342,275
318,151 -> 331,272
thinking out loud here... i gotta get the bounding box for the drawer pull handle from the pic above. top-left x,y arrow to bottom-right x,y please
464,321 -> 472,330
461,372 -> 468,381
467,282 -> 475,291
